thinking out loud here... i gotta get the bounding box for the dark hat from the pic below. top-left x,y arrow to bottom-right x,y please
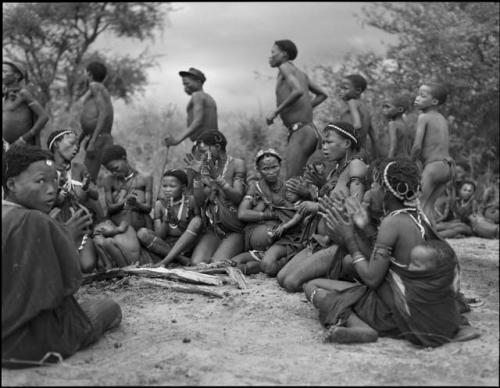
255,148 -> 282,167
3,60 -> 27,81
179,67 -> 206,83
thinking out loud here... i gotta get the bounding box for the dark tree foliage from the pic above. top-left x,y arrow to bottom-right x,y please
3,2 -> 169,113
315,2 -> 499,175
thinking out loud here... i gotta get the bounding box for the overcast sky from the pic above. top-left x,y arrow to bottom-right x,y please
94,2 -> 396,117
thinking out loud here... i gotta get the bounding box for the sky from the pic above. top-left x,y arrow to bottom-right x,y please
93,2 -> 396,118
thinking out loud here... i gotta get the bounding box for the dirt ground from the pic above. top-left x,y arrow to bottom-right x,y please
2,237 -> 498,386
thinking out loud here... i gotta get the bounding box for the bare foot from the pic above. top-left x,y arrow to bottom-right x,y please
325,325 -> 378,344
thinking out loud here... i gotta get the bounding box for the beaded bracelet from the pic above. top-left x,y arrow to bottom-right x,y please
352,253 -> 366,265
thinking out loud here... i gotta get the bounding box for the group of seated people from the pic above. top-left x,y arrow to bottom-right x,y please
2,122 -> 485,367
434,162 -> 499,239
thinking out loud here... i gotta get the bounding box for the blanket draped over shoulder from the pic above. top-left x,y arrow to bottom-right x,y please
319,227 -> 461,347
2,202 -> 93,367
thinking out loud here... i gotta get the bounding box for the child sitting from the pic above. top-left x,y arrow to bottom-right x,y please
137,169 -> 202,267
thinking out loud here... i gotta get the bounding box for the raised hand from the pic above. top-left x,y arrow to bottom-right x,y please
65,208 -> 93,241
318,202 -> 355,244
344,196 -> 370,230
183,152 -> 204,174
285,177 -> 311,200
303,164 -> 326,188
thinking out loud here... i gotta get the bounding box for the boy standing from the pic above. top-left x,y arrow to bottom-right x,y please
382,94 -> 412,158
411,82 -> 454,224
339,74 -> 377,162
79,61 -> 114,183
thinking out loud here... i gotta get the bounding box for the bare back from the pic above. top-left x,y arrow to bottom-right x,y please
276,63 -> 313,126
419,111 -> 450,164
80,82 -> 114,136
187,91 -> 218,141
390,117 -> 413,159
340,100 -> 371,149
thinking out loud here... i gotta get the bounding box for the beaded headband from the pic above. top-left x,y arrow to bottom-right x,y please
382,161 -> 419,202
326,124 -> 358,145
255,148 -> 282,166
48,130 -> 76,152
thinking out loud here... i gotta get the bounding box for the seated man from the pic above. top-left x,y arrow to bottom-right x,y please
101,144 -> 153,231
2,145 -> 121,367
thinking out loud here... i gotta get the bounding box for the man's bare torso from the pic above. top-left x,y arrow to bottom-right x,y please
187,91 -> 218,141
276,63 -> 313,127
80,82 -> 114,136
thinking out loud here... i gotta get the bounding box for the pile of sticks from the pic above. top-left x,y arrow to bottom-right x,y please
82,261 -> 248,298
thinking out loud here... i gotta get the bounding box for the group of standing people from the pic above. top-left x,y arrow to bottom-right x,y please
2,38 -> 490,366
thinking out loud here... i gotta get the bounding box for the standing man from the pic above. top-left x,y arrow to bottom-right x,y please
79,61 -> 114,183
2,60 -> 49,148
266,39 -> 328,179
164,67 -> 218,147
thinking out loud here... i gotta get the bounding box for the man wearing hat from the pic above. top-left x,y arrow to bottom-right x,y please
266,39 -> 328,179
2,60 -> 49,147
164,67 -> 218,147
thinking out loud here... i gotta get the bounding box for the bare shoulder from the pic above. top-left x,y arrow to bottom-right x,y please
231,157 -> 246,171
348,158 -> 368,177
89,82 -> 111,99
102,173 -> 115,188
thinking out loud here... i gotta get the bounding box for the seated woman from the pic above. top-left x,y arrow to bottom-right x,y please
100,144 -> 153,232
304,159 -> 477,347
436,179 -> 478,238
187,131 -> 247,265
46,129 -> 105,273
232,150 -> 311,275
2,145 -> 121,367
137,169 -> 203,267
230,148 -> 287,274
259,176 -> 313,276
277,121 -> 369,292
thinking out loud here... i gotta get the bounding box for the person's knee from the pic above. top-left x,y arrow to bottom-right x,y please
188,216 -> 203,233
278,274 -> 303,292
80,259 -> 96,274
261,259 -> 279,277
136,227 -> 151,243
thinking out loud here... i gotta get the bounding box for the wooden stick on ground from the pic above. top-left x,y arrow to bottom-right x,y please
137,278 -> 224,298
225,266 -> 248,289
82,266 -> 224,286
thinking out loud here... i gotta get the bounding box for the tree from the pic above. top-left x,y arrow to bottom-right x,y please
314,2 -> 499,175
2,2 -> 170,114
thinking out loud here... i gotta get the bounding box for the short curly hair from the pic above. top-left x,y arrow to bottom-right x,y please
2,145 -> 54,193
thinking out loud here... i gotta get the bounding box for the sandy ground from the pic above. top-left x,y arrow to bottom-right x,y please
2,237 -> 499,386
